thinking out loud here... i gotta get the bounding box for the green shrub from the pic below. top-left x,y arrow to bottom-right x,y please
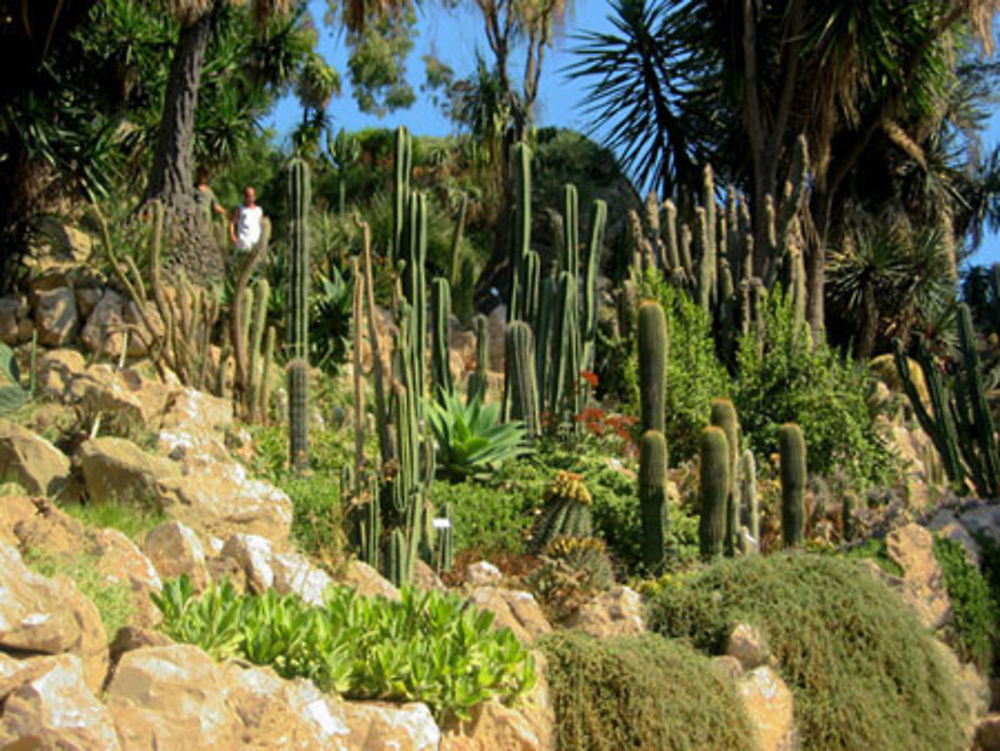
841,537 -> 904,576
538,631 -> 755,751
430,479 -> 533,557
934,536 -> 999,673
153,577 -> 536,723
24,547 -> 133,639
647,554 -> 967,751
734,289 -> 896,488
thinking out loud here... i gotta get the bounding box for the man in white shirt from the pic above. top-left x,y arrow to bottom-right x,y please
230,186 -> 264,252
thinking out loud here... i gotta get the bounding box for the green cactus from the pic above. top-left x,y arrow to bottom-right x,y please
582,199 -> 607,397
467,313 -> 489,404
548,271 -> 579,422
531,471 -> 593,553
562,183 -> 579,279
287,157 -> 310,361
695,207 -> 713,313
639,429 -> 669,571
509,142 -> 533,324
247,279 -> 270,423
545,535 -> 614,591
637,300 -> 668,434
710,398 -> 741,556
842,495 -> 855,543
535,275 -> 556,411
524,249 -> 541,326
431,277 -> 453,398
504,321 -> 540,437
663,199 -> 680,272
698,426 -> 729,560
779,423 -> 807,548
392,125 -> 412,265
287,358 -> 310,473
388,527 -> 405,587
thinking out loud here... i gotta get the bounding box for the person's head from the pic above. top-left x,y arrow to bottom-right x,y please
195,166 -> 210,186
243,186 -> 256,206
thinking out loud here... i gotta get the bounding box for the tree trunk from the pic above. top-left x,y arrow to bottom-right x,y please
145,10 -> 224,281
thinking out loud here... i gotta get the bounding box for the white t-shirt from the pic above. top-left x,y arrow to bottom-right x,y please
234,205 -> 263,251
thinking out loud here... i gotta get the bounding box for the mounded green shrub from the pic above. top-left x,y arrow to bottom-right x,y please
538,631 -> 755,751
647,554 -> 967,751
934,536 -> 999,673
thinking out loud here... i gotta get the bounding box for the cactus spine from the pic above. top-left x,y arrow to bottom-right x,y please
779,423 -> 807,548
699,426 -> 729,560
504,321 -> 540,437
710,399 -> 741,555
639,429 -> 669,571
431,277 -> 453,398
638,300 -> 668,434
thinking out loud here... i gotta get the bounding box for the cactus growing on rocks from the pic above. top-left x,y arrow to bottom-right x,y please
699,426 -> 730,560
779,423 -> 807,548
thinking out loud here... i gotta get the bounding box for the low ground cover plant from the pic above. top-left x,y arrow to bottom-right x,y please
538,631 -> 755,751
647,553 -> 966,751
152,576 -> 535,722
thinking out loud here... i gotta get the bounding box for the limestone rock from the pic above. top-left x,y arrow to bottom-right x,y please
75,287 -> 102,318
0,418 -> 71,497
33,286 -> 79,346
155,463 -> 293,544
726,622 -> 771,671
80,289 -> 126,357
106,644 -> 242,750
78,366 -> 170,432
79,436 -> 180,506
0,654 -> 120,750
566,586 -> 645,638
960,504 -> 1000,547
467,560 -> 503,587
272,551 -> 333,606
0,295 -> 26,346
36,348 -> 87,401
161,387 -> 234,433
338,700 -> 441,751
885,522 -> 952,629
737,666 -> 796,751
143,520 -> 210,590
412,559 -> 447,592
0,493 -> 37,546
337,560 -> 401,601
221,533 -> 275,593
930,509 -> 981,567
467,587 -> 551,644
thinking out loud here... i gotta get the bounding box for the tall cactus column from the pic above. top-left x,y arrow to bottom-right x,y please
710,398 -> 741,556
780,423 -> 807,548
638,300 -> 668,434
699,426 -> 729,560
287,157 -> 311,473
639,430 -> 669,571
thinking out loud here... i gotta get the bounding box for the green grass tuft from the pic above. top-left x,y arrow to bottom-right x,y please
60,499 -> 165,542
647,553 -> 967,751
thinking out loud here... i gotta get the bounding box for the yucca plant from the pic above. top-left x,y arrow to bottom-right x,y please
425,389 -> 531,482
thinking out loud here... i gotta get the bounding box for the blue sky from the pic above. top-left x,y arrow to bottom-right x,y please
267,0 -> 1000,268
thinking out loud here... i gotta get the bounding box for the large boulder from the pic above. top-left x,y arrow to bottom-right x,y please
885,522 -> 951,629
959,504 -> 1000,547
0,418 -> 71,497
0,544 -> 108,693
0,654 -> 121,749
106,644 -> 242,750
0,493 -> 37,546
737,666 -> 796,751
79,436 -> 181,506
78,366 -> 171,432
160,387 -> 234,433
335,560 -> 400,601
566,586 -> 645,638
80,289 -> 126,357
336,701 -> 441,751
35,348 -> 87,401
33,286 -> 79,346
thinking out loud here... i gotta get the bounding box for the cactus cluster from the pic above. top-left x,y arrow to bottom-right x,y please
893,302 -> 1000,498
544,535 -> 614,591
502,143 -> 607,430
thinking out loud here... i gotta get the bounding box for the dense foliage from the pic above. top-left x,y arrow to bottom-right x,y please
153,577 -> 536,722
648,554 -> 967,751
538,631 -> 755,751
934,536 -> 999,674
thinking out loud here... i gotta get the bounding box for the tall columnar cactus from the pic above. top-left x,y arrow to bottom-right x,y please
562,183 -> 579,279
639,429 -> 669,571
467,313 -> 489,404
524,249 -> 541,327
504,321 -> 540,437
548,270 -> 579,422
582,199 -> 607,386
695,207 -> 713,313
710,398 -> 741,555
739,449 -> 759,551
387,528 -> 406,588
403,192 -> 429,408
288,358 -> 310,472
638,300 -> 668,434
259,326 -> 275,423
779,423 -> 807,548
392,125 -> 412,265
431,277 -> 453,398
509,142 -> 532,324
246,279 -> 270,424
287,157 -> 310,361
698,426 -> 729,560
893,301 -> 1000,498
663,199 -> 680,272
531,471 -> 594,553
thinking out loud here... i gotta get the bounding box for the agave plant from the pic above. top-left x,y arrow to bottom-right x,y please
425,389 -> 530,482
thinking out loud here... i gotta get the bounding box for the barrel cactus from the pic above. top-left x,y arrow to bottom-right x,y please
531,471 -> 593,553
